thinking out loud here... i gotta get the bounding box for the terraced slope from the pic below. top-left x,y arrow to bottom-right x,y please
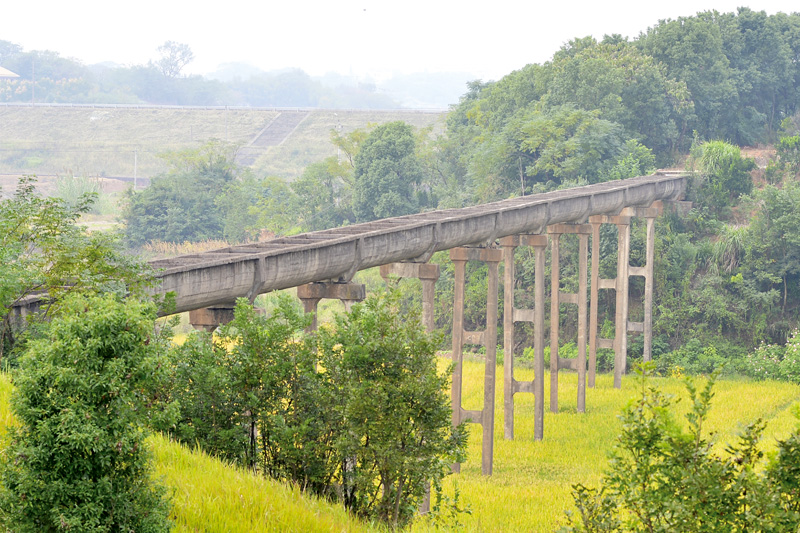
0,105 -> 446,181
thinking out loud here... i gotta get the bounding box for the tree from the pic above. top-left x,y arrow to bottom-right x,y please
123,141 -> 238,246
1,176 -> 150,363
155,41 -> 193,78
352,121 -> 425,221
638,12 -> 740,142
544,39 -> 690,158
317,288 -> 466,527
291,157 -> 354,231
505,105 -> 628,189
0,293 -> 171,532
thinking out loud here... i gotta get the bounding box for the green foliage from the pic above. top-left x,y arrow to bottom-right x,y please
159,290 -> 464,529
506,105 -> 628,188
0,293 -> 171,532
291,157 -> 354,231
0,176 -> 151,364
776,135 -> 800,175
317,288 -> 466,527
744,330 -> 800,384
151,333 -> 246,464
244,176 -> 302,237
123,141 -> 238,245
693,140 -> 756,214
602,140 -> 656,181
352,121 -> 425,221
562,367 -> 800,531
218,297 -> 333,492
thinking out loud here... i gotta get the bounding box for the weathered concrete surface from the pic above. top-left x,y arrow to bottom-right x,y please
147,172 -> 686,314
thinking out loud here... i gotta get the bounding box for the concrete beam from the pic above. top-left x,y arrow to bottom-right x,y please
149,173 -> 686,315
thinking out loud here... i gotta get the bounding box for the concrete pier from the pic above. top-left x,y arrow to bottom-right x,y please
450,246 -> 501,476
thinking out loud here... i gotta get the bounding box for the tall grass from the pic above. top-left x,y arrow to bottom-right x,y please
141,239 -> 233,259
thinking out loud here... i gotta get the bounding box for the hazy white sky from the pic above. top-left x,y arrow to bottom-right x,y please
4,0 -> 799,82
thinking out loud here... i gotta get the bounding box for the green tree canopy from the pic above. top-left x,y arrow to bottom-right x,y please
1,177 -> 150,362
352,121 -> 425,221
123,141 -> 238,246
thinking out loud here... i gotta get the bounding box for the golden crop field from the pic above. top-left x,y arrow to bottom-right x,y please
2,361 -> 799,532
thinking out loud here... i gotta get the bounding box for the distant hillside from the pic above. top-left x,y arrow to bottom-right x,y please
0,104 -> 446,181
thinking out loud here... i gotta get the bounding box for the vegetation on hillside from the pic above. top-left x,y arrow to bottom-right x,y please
0,294 -> 172,532
150,291 -> 466,528
1,178 -> 465,530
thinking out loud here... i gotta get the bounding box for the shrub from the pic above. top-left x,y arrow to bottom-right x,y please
780,330 -> 800,384
745,341 -> 785,381
562,366 -> 800,531
158,289 -> 465,529
0,293 -> 171,532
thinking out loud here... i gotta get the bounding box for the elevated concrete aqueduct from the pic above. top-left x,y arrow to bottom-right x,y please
9,173 -> 685,476
147,172 -> 687,476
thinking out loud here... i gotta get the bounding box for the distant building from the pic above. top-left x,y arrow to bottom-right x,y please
0,66 -> 20,78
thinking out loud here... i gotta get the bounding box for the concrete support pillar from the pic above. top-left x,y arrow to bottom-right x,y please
577,232 -> 588,413
643,216 -> 656,362
379,262 -> 440,333
614,220 -> 631,389
588,203 -> 662,387
533,242 -> 546,441
587,212 -> 632,390
502,241 -> 515,440
588,221 -> 601,388
624,204 -> 662,362
189,306 -> 235,332
451,256 -> 466,474
500,235 -> 545,440
297,282 -> 366,331
549,232 -> 561,413
449,246 -> 502,476
547,224 -> 591,412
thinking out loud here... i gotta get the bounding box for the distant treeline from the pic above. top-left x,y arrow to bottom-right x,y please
0,40 -> 400,108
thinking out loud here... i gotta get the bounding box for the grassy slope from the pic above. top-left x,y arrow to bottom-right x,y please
3,364 -> 798,532
0,373 -> 369,533
0,106 -> 446,180
0,106 -> 276,178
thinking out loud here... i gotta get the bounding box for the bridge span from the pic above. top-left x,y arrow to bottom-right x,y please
152,172 -> 686,314
10,171 -> 685,479
149,171 -> 687,477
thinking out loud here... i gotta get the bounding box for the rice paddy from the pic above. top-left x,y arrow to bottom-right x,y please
2,360 -> 799,532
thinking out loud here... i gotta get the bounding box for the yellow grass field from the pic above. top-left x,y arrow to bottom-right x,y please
2,361 -> 799,532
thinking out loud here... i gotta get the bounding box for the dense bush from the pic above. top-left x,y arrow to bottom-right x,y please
123,141 -> 238,246
0,294 -> 171,532
562,368 -> 800,531
1,176 -> 150,366
155,289 -> 465,528
744,330 -> 800,384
